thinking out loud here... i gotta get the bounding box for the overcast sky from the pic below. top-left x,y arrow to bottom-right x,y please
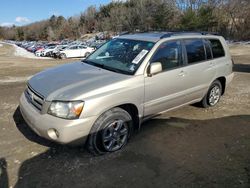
0,0 -> 112,27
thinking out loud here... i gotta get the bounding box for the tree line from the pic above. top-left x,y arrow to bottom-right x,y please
0,0 -> 249,41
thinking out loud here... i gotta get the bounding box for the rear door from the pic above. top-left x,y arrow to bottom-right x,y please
67,46 -> 78,57
75,46 -> 82,57
181,38 -> 216,102
79,46 -> 87,57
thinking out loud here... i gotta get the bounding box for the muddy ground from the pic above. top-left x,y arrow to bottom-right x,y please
0,43 -> 249,188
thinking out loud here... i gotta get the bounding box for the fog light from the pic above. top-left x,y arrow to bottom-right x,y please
47,129 -> 59,140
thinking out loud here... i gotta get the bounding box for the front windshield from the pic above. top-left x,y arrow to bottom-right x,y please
85,39 -> 155,75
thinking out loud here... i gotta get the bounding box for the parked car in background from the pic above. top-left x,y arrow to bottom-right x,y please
52,45 -> 68,58
35,48 -> 45,57
40,45 -> 58,57
59,45 -> 95,59
89,40 -> 106,50
9,33 -> 109,59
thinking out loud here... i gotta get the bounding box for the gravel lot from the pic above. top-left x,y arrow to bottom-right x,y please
0,43 -> 249,188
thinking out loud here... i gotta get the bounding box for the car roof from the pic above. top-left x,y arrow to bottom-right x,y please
118,32 -> 220,42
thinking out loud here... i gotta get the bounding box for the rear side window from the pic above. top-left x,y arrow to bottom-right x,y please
209,39 -> 225,58
184,39 -> 206,64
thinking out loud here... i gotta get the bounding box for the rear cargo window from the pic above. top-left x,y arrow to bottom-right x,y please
209,39 -> 225,58
184,39 -> 206,64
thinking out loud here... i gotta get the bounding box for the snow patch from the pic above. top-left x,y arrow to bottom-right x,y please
13,45 -> 51,59
0,76 -> 32,83
1,41 -> 51,59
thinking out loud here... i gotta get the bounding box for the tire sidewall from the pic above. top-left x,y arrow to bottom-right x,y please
88,108 -> 133,155
206,81 -> 222,107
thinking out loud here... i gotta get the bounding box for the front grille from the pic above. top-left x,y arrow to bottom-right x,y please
25,85 -> 44,111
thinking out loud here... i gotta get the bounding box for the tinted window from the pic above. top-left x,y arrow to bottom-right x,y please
69,46 -> 78,50
209,39 -> 225,58
184,39 -> 206,64
204,40 -> 212,60
151,41 -> 182,71
79,46 -> 87,49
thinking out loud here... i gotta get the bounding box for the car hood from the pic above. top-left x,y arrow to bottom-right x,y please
28,62 -> 130,101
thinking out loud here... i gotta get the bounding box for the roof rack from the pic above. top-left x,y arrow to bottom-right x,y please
160,31 -> 219,39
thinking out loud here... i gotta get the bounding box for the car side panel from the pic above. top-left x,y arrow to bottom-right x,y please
181,60 -> 217,102
144,68 -> 190,116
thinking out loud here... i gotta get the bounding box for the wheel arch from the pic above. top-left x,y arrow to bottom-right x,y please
116,103 -> 140,131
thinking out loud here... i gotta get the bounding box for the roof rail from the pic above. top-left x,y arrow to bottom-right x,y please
160,31 -> 219,39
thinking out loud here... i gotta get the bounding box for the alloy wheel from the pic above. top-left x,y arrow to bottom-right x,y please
209,85 -> 221,106
102,120 -> 128,152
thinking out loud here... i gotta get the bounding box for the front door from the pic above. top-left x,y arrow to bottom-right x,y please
144,40 -> 189,116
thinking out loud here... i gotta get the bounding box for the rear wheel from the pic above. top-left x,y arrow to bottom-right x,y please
87,107 -> 133,155
201,80 -> 222,108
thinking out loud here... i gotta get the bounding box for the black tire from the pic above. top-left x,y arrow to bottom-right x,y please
87,107 -> 133,155
60,53 -> 67,59
201,80 -> 222,108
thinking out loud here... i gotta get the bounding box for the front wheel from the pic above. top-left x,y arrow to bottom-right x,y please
60,53 -> 67,59
201,80 -> 222,108
87,107 -> 133,155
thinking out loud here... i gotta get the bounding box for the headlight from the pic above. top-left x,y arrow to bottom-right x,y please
48,101 -> 84,119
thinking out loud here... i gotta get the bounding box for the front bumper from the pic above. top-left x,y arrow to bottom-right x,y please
19,93 -> 97,144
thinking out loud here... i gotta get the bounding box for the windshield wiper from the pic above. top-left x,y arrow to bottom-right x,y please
82,59 -> 132,75
82,59 -> 104,68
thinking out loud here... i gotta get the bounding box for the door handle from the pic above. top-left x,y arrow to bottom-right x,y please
178,71 -> 185,77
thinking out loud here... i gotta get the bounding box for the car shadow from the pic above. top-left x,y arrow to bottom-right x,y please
233,64 -> 250,73
13,115 -> 250,188
0,158 -> 8,188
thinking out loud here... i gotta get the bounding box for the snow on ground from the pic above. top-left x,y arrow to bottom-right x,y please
0,76 -> 32,83
13,45 -> 51,59
0,41 -> 51,59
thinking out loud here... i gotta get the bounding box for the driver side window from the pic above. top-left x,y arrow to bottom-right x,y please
151,40 -> 183,71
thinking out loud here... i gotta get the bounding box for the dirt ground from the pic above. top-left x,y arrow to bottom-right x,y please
0,43 -> 249,188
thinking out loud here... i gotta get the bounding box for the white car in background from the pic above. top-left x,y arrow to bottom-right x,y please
59,45 -> 95,59
40,46 -> 58,57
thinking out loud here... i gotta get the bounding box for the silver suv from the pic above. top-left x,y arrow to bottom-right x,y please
20,32 -> 234,154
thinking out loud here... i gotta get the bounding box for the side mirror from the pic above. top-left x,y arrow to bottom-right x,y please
148,62 -> 162,76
